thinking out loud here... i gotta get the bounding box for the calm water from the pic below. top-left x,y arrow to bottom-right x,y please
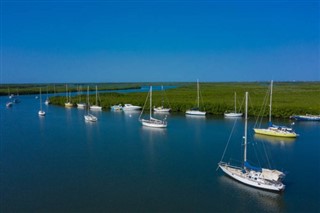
1,95 -> 319,212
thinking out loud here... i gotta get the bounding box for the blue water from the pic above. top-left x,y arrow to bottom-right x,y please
1,95 -> 319,212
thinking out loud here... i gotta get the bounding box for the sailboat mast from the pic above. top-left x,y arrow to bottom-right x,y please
40,88 -> 42,111
95,85 -> 98,105
234,92 -> 237,113
150,86 -> 152,118
197,79 -> 200,108
244,91 -> 248,163
269,80 -> 273,124
87,86 -> 89,112
66,85 -> 68,102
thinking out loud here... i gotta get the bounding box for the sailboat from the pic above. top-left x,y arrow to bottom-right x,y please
224,92 -> 243,117
218,92 -> 285,192
89,85 -> 102,111
38,88 -> 46,116
140,86 -> 167,128
185,79 -> 206,116
76,85 -> 86,108
64,85 -> 73,107
45,86 -> 51,105
84,86 -> 97,122
154,85 -> 171,113
253,81 -> 298,138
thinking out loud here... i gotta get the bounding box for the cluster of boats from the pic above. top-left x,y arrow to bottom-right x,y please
4,81 -> 320,193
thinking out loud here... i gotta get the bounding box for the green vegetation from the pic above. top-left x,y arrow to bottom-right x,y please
3,82 -> 320,118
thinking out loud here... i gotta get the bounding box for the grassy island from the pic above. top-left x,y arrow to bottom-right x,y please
2,82 -> 319,118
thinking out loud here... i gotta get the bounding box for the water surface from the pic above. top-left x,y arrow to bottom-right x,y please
1,95 -> 319,212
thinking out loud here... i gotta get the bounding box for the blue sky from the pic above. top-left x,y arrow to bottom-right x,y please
1,0 -> 319,83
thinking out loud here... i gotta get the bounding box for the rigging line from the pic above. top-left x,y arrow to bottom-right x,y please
238,93 -> 245,113
219,117 -> 239,163
254,88 -> 269,128
139,89 -> 150,121
261,139 -> 272,168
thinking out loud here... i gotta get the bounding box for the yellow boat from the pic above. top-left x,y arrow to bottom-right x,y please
254,126 -> 298,138
254,80 -> 298,138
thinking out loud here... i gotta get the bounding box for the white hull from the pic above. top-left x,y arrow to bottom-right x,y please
77,103 -> 86,108
84,114 -> 97,122
45,99 -> 50,105
219,164 -> 285,192
154,107 -> 171,112
90,105 -> 102,111
224,112 -> 243,117
122,104 -> 142,111
141,119 -> 167,128
186,110 -> 206,116
38,110 -> 46,116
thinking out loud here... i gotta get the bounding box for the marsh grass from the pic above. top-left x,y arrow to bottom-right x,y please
3,82 -> 319,118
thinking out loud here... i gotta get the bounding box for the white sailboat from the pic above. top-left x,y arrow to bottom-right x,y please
38,88 -> 46,116
154,85 -> 171,113
224,92 -> 243,117
45,86 -> 50,105
218,92 -> 285,192
253,81 -> 298,138
122,104 -> 142,111
90,85 -> 102,111
186,79 -> 206,116
140,86 -> 167,128
84,86 -> 97,122
76,85 -> 86,108
64,85 -> 73,107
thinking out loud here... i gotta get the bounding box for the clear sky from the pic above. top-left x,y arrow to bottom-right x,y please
1,0 -> 319,83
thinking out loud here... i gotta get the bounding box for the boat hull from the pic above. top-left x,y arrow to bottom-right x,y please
122,104 -> 142,111
90,105 -> 102,111
141,119 -> 167,128
219,164 -> 285,192
185,110 -> 206,116
224,112 -> 243,117
38,110 -> 46,116
254,128 -> 297,138
65,102 -> 73,108
154,107 -> 171,113
290,115 -> 320,121
77,103 -> 86,108
84,114 -> 97,122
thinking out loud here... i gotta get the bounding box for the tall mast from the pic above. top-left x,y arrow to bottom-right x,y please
269,80 -> 273,125
150,86 -> 152,118
95,85 -> 98,105
40,88 -> 42,111
66,85 -> 68,102
234,92 -> 237,113
87,86 -> 89,113
244,91 -> 248,163
197,79 -> 200,108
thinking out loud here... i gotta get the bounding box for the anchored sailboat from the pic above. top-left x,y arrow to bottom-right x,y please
224,92 -> 243,117
64,85 -> 73,108
140,86 -> 167,128
90,85 -> 102,111
186,79 -> 206,116
218,92 -> 285,192
154,85 -> 171,113
38,88 -> 46,116
84,86 -> 97,122
254,81 -> 298,138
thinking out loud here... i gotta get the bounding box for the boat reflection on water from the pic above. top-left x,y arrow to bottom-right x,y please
218,175 -> 285,212
254,134 -> 296,146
